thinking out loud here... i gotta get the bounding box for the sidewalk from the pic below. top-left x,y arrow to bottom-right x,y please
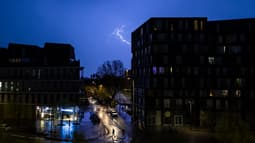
130,125 -> 220,143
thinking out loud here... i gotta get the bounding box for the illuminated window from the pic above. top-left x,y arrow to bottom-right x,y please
0,81 -> 2,88
200,20 -> 204,30
209,91 -> 213,97
208,57 -> 215,64
223,46 -> 226,53
194,20 -> 199,31
170,66 -> 173,73
222,90 -> 228,96
235,90 -> 241,97
152,67 -> 157,75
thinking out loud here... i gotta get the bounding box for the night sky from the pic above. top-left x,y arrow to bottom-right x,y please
1,0 -> 255,76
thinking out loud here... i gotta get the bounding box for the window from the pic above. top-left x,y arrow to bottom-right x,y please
140,28 -> 143,36
235,90 -> 241,97
236,78 -> 242,88
230,46 -> 241,54
156,33 -> 168,41
176,99 -> 182,105
182,45 -> 188,53
159,67 -> 165,74
170,66 -> 173,73
207,99 -> 213,109
174,115 -> 183,126
164,99 -> 170,108
200,79 -> 205,88
154,44 -> 168,53
226,35 -> 237,43
4,82 -> 8,89
194,67 -> 199,75
200,20 -> 204,30
152,67 -> 157,75
208,57 -> 215,64
170,24 -> 174,31
194,20 -> 199,31
164,78 -> 168,88
153,78 -> 157,88
209,91 -> 213,97
154,20 -> 162,31
200,56 -> 205,64
222,90 -> 228,97
178,20 -> 183,30
163,56 -> 168,64
155,99 -> 160,107
218,36 -> 223,43
194,45 -> 199,54
178,34 -> 183,41
216,100 -> 221,110
176,56 -> 182,64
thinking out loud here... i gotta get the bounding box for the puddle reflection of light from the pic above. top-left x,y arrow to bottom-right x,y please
40,120 -> 44,129
61,109 -> 73,112
59,124 -> 74,138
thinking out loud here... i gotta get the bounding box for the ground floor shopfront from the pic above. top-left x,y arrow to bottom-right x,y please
0,104 -> 81,132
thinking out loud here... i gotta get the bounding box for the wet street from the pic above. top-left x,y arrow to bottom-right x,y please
87,98 -> 133,143
33,97 -> 133,143
1,97 -> 226,143
0,97 -> 133,143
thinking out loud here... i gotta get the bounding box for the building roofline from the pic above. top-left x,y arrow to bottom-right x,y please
8,43 -> 40,49
209,17 -> 255,23
132,17 -> 208,34
44,42 -> 74,49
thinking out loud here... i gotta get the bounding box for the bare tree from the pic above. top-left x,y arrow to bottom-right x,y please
95,60 -> 125,101
96,60 -> 124,78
